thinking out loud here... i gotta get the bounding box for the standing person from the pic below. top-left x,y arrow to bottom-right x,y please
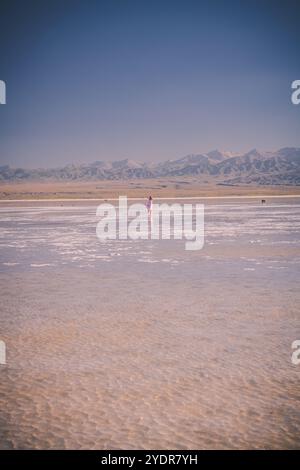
146,195 -> 153,214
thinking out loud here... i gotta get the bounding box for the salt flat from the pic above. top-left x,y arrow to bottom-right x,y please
0,198 -> 299,449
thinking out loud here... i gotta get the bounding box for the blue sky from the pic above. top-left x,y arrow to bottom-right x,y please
0,0 -> 300,167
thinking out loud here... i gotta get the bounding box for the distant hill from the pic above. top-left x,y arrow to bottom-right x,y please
1,148 -> 300,185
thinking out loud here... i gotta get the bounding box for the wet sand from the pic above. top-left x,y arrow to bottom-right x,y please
0,198 -> 300,449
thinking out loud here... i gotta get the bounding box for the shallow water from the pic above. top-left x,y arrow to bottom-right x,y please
0,198 -> 300,449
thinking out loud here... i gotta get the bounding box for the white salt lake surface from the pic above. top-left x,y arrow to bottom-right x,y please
0,198 -> 299,449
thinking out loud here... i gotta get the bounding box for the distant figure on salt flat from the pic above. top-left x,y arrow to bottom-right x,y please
261,199 -> 266,204
146,195 -> 153,214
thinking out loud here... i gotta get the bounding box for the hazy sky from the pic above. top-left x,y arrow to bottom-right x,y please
0,0 -> 300,168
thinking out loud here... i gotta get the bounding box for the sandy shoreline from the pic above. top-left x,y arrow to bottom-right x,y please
1,179 -> 300,201
1,194 -> 300,203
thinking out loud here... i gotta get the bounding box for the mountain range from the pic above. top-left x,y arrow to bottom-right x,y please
1,147 -> 300,185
